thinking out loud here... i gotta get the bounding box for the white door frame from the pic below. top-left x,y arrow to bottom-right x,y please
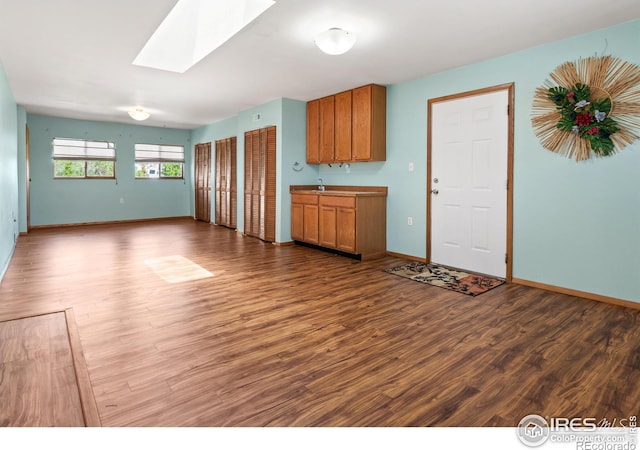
427,83 -> 514,281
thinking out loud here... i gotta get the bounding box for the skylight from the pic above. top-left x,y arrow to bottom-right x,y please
133,0 -> 276,73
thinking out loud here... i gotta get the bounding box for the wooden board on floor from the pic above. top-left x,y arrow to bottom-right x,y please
0,310 -> 100,427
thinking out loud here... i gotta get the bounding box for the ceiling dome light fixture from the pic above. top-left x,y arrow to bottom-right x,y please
314,27 -> 356,55
128,107 -> 150,121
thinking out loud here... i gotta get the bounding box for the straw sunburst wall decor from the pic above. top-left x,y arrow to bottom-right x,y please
532,55 -> 640,161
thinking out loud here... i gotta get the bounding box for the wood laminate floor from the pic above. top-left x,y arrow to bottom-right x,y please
1,218 -> 638,426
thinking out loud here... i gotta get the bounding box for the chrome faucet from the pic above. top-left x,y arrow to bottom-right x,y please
317,178 -> 325,191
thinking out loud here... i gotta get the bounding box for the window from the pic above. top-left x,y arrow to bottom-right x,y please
53,138 -> 116,178
135,143 -> 184,179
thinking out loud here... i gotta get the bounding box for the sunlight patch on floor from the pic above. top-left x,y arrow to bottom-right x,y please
144,255 -> 213,283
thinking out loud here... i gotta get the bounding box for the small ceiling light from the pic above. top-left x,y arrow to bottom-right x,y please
314,27 -> 356,55
128,107 -> 150,121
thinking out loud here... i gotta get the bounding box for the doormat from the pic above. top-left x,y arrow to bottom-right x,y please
384,262 -> 504,296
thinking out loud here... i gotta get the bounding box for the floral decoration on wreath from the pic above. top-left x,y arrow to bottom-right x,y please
532,55 -> 640,161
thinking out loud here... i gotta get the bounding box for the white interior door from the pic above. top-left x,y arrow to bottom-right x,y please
430,90 -> 508,278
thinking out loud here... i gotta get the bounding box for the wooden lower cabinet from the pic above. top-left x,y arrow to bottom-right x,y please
319,194 -> 355,250
291,204 -> 304,241
291,194 -> 318,244
319,205 -> 356,252
304,205 -> 319,244
290,186 -> 387,260
319,205 -> 337,248
336,207 -> 356,253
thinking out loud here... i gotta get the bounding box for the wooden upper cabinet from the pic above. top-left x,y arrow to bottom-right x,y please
318,96 -> 335,163
306,84 -> 386,164
334,90 -> 352,162
306,99 -> 320,163
352,84 -> 386,161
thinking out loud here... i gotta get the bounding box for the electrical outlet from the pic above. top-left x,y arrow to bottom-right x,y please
407,217 -> 413,226
120,197 -> 125,204
408,162 -> 414,172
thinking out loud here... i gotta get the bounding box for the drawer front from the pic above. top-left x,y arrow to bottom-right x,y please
319,195 -> 356,209
291,193 -> 319,205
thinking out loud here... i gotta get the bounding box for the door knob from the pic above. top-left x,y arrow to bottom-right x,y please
431,189 -> 439,195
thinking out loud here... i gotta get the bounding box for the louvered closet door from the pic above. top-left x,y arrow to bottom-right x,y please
219,140 -> 228,224
244,130 -> 261,238
194,142 -> 211,222
214,141 -> 222,224
251,130 -> 261,237
243,126 -> 276,242
262,127 -> 276,242
214,137 -> 237,229
228,137 -> 237,229
244,132 -> 254,236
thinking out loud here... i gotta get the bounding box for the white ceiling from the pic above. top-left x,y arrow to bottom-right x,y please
0,0 -> 638,130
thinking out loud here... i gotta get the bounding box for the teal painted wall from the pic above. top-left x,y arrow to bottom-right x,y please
27,115 -> 192,226
190,98 -> 311,242
280,98 -> 318,241
191,115 -> 239,222
191,116 -> 238,148
318,19 -> 640,302
0,61 -> 18,280
17,106 -> 27,233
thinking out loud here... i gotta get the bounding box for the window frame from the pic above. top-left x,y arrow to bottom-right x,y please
53,138 -> 117,179
134,143 -> 185,180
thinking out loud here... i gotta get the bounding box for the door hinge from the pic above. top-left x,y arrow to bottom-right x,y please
506,104 -> 510,115
505,253 -> 508,264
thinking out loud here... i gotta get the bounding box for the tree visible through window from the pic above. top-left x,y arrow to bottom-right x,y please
53,138 -> 116,179
135,144 -> 184,179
